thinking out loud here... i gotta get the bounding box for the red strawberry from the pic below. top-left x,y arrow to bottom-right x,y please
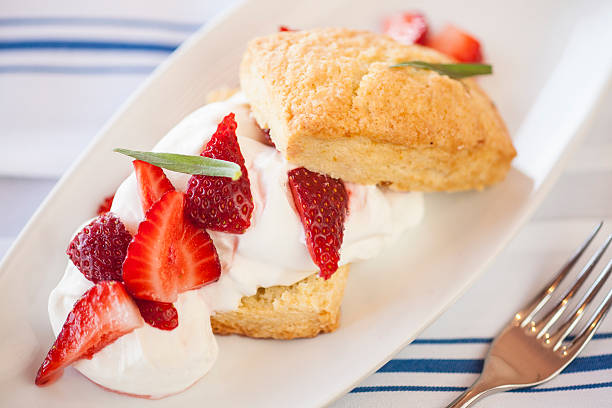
122,191 -> 183,302
288,167 -> 348,279
35,281 -> 143,386
185,113 -> 254,234
279,26 -> 295,32
260,128 -> 276,148
382,12 -> 428,45
67,213 -> 133,283
134,159 -> 221,288
177,221 -> 221,291
425,24 -> 483,62
97,194 -> 114,215
134,299 -> 178,331
133,160 -> 174,213
123,191 -> 221,302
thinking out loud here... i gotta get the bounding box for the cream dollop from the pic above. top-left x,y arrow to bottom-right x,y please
48,92 -> 424,397
48,268 -> 217,398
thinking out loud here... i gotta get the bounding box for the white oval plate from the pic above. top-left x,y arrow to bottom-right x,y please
1,0 -> 611,406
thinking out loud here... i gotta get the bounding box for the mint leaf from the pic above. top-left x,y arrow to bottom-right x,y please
114,149 -> 242,180
390,61 -> 492,79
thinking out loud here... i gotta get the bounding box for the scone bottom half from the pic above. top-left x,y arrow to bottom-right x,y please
240,28 -> 516,192
211,265 -> 350,339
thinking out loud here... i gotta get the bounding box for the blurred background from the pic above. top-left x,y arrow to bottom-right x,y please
0,1 -> 234,256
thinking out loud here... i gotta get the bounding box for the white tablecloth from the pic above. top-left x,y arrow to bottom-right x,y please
1,2 -> 611,406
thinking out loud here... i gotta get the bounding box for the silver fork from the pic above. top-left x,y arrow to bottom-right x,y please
448,222 -> 612,407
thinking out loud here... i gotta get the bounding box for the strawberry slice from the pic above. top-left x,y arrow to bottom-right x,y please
133,160 -> 175,213
96,194 -> 114,215
382,12 -> 428,45
123,190 -> 221,302
288,167 -> 348,279
134,299 -> 178,331
177,221 -> 221,291
185,113 -> 254,234
67,213 -> 133,283
261,128 -> 276,148
122,191 -> 183,302
425,24 -> 483,62
133,158 -> 211,324
35,281 -> 143,386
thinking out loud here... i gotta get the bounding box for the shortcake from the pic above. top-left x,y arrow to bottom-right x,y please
35,21 -> 515,399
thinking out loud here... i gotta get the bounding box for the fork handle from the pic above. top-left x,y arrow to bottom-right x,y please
446,377 -> 499,408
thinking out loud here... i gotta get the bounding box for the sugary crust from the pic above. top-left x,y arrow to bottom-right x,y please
240,28 -> 516,191
210,265 -> 349,339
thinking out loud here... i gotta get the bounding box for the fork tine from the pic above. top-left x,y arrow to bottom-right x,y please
535,233 -> 612,338
516,222 -> 603,328
564,265 -> 612,357
549,257 -> 612,351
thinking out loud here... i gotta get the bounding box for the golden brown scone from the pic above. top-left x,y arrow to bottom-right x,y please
211,265 -> 349,339
240,28 -> 516,191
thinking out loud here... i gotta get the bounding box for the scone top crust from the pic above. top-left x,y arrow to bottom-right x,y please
240,28 -> 516,191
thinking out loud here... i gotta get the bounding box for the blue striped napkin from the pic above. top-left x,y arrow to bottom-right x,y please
0,1 -> 223,177
335,220 -> 612,407
1,2 -> 611,406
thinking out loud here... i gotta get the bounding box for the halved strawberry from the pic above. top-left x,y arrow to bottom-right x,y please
133,160 -> 175,213
67,213 -> 133,283
382,12 -> 428,45
35,281 -> 143,386
288,167 -> 348,279
177,221 -> 221,291
122,191 -> 183,302
123,190 -> 221,302
425,24 -> 483,62
185,113 -> 254,234
96,194 -> 114,215
134,299 -> 178,331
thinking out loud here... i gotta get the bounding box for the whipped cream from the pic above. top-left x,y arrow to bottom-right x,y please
49,269 -> 217,398
48,92 -> 424,398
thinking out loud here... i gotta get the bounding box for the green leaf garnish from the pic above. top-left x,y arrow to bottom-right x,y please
114,148 -> 242,180
390,61 -> 492,79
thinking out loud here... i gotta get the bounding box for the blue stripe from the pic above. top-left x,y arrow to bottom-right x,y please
0,40 -> 178,53
378,354 -> 612,374
412,332 -> 612,345
0,17 -> 200,32
351,381 -> 612,393
510,381 -> 612,393
352,385 -> 466,393
378,358 -> 484,373
0,65 -> 155,74
412,337 -> 492,345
